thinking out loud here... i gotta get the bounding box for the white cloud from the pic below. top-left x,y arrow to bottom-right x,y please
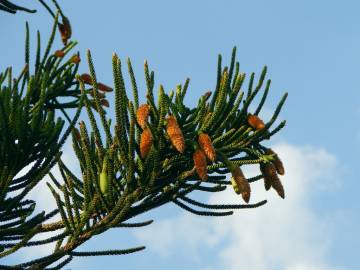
134,142 -> 346,270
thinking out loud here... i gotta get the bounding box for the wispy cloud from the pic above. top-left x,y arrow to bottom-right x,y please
134,142 -> 345,270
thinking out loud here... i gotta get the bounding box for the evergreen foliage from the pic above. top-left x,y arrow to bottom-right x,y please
0,2 -> 288,268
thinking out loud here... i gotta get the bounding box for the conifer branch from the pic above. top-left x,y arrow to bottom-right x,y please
1,6 -> 288,267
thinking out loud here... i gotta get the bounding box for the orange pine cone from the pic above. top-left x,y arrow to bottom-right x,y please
97,82 -> 113,92
193,149 -> 208,181
80,74 -> 112,92
198,133 -> 216,162
136,104 -> 151,129
70,55 -> 81,64
231,166 -> 251,203
54,50 -> 65,58
166,116 -> 185,153
247,114 -> 265,130
140,128 -> 153,158
58,16 -> 72,45
265,148 -> 285,175
80,73 -> 92,85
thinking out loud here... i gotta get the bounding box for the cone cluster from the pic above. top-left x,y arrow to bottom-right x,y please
80,74 -> 113,92
265,148 -> 285,175
260,160 -> 285,199
79,73 -> 112,109
189,133 -> 217,181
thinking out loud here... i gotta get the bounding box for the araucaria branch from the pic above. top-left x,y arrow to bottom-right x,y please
0,5 -> 288,269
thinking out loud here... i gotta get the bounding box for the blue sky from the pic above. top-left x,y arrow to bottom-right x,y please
1,0 -> 359,269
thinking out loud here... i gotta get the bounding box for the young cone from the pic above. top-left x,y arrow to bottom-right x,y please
80,74 -> 113,92
265,148 -> 285,175
54,50 -> 65,58
58,15 -> 72,45
100,99 -> 109,108
193,149 -> 208,181
198,133 -> 216,162
166,115 -> 185,153
80,73 -> 92,85
230,166 -> 251,203
70,55 -> 81,64
97,82 -> 113,92
99,156 -> 109,194
247,114 -> 265,130
140,128 -> 153,158
136,104 -> 151,129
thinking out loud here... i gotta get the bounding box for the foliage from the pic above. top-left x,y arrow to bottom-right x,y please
0,4 -> 288,269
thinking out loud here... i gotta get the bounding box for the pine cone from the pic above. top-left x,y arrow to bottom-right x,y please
271,174 -> 285,199
193,149 -> 208,181
260,163 -> 285,198
54,50 -> 65,58
70,55 -> 80,64
265,148 -> 285,175
100,99 -> 109,108
80,73 -> 92,85
140,128 -> 153,158
260,163 -> 274,190
80,74 -> 113,92
230,166 -> 251,203
198,133 -> 216,162
247,114 -> 265,130
97,82 -> 113,92
166,115 -> 185,153
136,104 -> 151,129
58,16 -> 72,45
